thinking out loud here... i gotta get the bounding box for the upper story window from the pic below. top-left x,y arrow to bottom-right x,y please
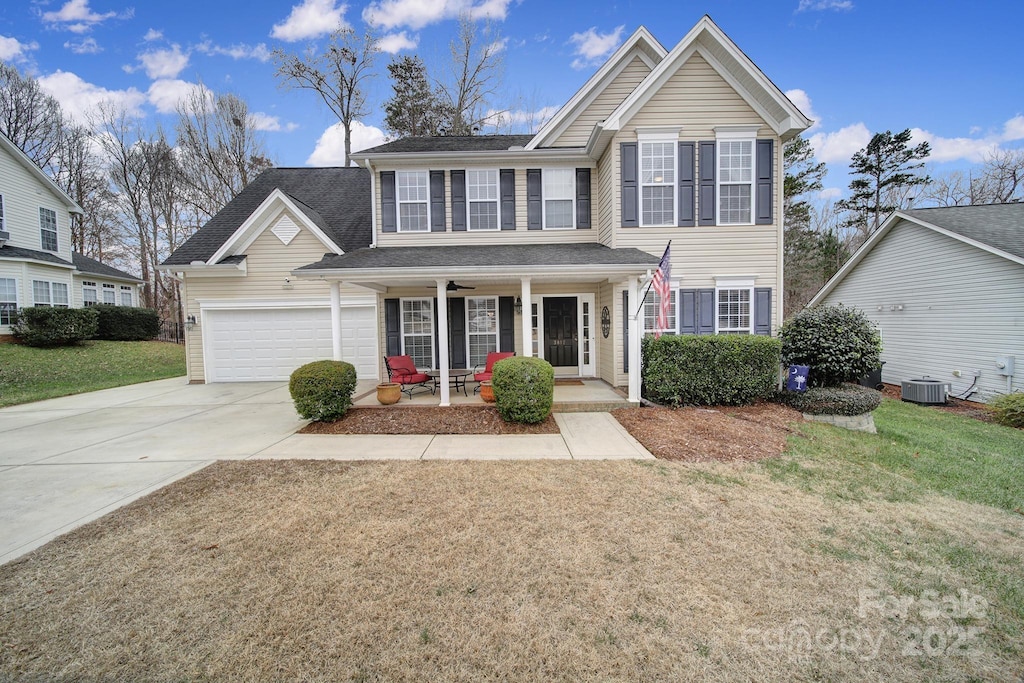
715,128 -> 755,225
640,141 -> 675,227
0,277 -> 16,325
543,168 -> 575,229
120,285 -> 133,307
467,170 -> 499,231
82,281 -> 98,306
102,283 -> 116,304
397,171 -> 429,232
40,207 -> 58,251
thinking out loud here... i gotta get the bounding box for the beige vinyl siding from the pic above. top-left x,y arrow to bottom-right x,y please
375,166 -> 599,247
597,145 -> 616,247
597,281 -> 616,385
0,146 -> 74,263
553,55 -> 652,148
822,220 -> 1024,402
181,219 -> 361,383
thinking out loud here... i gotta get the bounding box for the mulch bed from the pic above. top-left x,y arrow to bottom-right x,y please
881,383 -> 995,423
612,402 -> 804,462
300,405 -> 560,435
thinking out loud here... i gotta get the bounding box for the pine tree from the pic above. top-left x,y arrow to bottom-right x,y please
782,135 -> 828,315
382,56 -> 444,139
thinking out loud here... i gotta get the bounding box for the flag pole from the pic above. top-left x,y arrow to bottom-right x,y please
634,240 -> 670,318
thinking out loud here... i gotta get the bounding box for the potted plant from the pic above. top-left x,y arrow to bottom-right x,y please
376,382 -> 401,405
479,380 -> 495,403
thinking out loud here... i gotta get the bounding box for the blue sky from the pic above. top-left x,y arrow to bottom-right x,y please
2,0 -> 1022,198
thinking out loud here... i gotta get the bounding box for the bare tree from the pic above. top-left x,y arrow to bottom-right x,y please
274,29 -> 378,166
51,124 -> 121,260
0,61 -> 65,171
977,148 -> 1024,203
438,16 -> 506,135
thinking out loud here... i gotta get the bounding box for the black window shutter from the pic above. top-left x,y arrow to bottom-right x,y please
679,289 -> 697,334
576,167 -> 591,229
698,141 -> 716,225
622,290 -> 629,373
621,142 -> 638,228
381,171 -> 397,233
384,298 -> 401,356
754,287 -> 772,335
448,298 -> 467,367
430,170 -> 446,232
500,169 -> 516,231
755,139 -> 773,225
451,170 -> 467,231
678,142 -> 696,227
498,296 -> 515,351
697,288 -> 715,335
526,169 -> 542,230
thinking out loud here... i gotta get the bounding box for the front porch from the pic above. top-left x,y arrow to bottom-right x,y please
353,378 -> 633,412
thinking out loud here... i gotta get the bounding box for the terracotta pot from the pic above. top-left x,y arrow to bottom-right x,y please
376,382 -> 401,405
479,381 -> 495,403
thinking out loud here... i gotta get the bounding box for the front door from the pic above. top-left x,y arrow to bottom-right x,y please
543,297 -> 578,367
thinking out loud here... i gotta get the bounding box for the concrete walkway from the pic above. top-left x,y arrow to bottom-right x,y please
0,378 -> 651,564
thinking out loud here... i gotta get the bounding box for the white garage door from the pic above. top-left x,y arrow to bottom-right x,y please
205,306 -> 377,382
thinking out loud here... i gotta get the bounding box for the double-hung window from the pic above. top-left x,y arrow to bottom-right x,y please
467,170 -> 499,230
52,282 -> 69,308
120,286 -> 133,306
33,280 -> 51,307
401,298 -> 434,370
543,168 -> 575,229
40,207 -> 58,251
642,289 -> 677,336
640,140 -> 675,226
82,281 -> 97,306
0,277 -> 16,325
716,288 -> 752,334
717,135 -> 755,225
466,297 -> 498,368
102,283 -> 116,304
397,171 -> 429,232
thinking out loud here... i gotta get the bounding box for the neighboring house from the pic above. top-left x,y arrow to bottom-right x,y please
0,130 -> 144,339
159,15 -> 811,404
810,203 -> 1024,402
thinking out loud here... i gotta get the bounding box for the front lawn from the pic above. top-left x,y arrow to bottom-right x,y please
0,340 -> 186,407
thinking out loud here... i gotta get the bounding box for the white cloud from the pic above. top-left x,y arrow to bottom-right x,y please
377,31 -> 418,53
488,37 -> 508,54
784,88 -> 819,132
569,25 -> 624,70
134,44 -> 190,79
37,70 -> 146,124
818,187 -> 843,200
362,0 -> 513,31
41,0 -> 125,32
195,41 -> 272,62
271,0 -> 348,41
909,128 -> 999,164
143,28 -> 163,42
808,122 -> 871,164
483,105 -> 559,132
248,112 -> 299,132
1002,115 -> 1024,141
64,37 -> 103,54
147,79 -> 210,114
797,0 -> 854,11
0,35 -> 39,61
306,121 -> 386,165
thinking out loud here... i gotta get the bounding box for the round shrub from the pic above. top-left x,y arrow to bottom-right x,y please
775,383 -> 882,416
491,356 -> 554,424
11,307 -> 98,347
780,304 -> 881,388
990,393 -> 1024,429
289,360 -> 358,422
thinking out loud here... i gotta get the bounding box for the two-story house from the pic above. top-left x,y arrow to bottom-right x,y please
159,16 -> 811,404
0,131 -> 144,339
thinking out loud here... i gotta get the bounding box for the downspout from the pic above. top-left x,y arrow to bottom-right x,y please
364,158 -> 377,248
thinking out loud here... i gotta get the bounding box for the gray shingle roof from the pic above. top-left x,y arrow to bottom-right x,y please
0,245 -> 74,267
356,135 -> 535,155
72,252 -> 142,281
903,203 -> 1024,260
297,243 -> 661,271
162,167 -> 371,266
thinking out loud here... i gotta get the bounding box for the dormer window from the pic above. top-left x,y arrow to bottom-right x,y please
467,170 -> 499,230
639,140 -> 676,227
397,171 -> 430,232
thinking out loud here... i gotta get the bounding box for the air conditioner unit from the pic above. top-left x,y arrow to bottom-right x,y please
901,378 -> 950,405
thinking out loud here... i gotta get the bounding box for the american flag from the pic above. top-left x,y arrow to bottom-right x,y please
652,242 -> 672,338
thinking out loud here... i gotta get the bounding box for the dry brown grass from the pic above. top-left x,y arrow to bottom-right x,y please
301,405 -> 560,434
2,459 -> 1021,682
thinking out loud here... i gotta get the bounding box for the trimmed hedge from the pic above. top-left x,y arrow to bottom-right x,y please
642,334 -> 782,406
775,383 -> 883,416
11,307 -> 98,347
91,305 -> 160,341
990,393 -> 1024,429
780,304 -> 882,388
492,356 -> 554,424
289,360 -> 358,422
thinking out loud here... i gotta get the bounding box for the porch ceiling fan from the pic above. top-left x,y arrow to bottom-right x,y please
446,280 -> 476,292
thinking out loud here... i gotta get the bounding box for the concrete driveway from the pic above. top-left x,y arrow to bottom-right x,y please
0,378 -> 303,564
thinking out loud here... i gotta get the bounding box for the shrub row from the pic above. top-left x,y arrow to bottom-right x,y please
775,383 -> 883,416
289,360 -> 358,421
492,356 -> 554,423
990,393 -> 1024,429
90,305 -> 160,341
10,308 -> 98,346
642,334 -> 782,407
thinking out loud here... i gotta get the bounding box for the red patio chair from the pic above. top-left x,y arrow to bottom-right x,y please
384,355 -> 434,398
473,351 -> 515,392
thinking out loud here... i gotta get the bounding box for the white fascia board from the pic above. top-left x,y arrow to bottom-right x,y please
155,261 -> 248,277
72,270 -> 143,284
290,263 -> 657,282
197,296 -> 377,309
0,257 -> 75,270
0,132 -> 84,215
353,147 -> 590,164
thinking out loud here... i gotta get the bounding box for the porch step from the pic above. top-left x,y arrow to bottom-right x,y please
552,400 -> 635,413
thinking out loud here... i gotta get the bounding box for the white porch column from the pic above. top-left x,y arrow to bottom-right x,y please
520,277 -> 532,357
435,279 -> 450,406
330,280 -> 342,361
627,276 -> 642,403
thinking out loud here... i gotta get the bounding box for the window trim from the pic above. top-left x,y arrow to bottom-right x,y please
120,285 -> 134,307
102,282 -> 116,305
638,138 -> 677,227
396,170 -> 431,233
51,281 -> 69,308
715,287 -> 754,334
642,285 -> 678,336
541,167 -> 576,230
82,281 -> 98,307
466,168 -> 501,231
0,194 -> 5,232
0,276 -> 18,326
399,297 -> 434,371
39,207 -> 58,252
465,296 -> 499,368
715,127 -> 758,226
33,280 -> 52,307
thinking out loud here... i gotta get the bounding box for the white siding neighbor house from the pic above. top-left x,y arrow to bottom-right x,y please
810,204 -> 1024,402
159,15 -> 812,403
